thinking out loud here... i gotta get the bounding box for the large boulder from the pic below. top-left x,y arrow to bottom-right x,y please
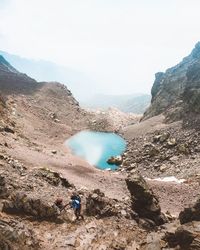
3,192 -> 59,218
179,197 -> 200,224
86,189 -> 118,217
163,223 -> 200,249
126,174 -> 167,225
86,189 -> 132,218
107,155 -> 123,166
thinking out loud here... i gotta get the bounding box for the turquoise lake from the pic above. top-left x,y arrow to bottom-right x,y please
66,131 -> 126,170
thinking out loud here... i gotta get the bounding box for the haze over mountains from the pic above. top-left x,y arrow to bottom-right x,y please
0,50 -> 96,101
0,50 -> 150,114
81,93 -> 151,114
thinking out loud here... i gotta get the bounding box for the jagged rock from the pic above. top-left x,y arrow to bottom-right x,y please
36,168 -> 73,188
159,164 -> 168,172
177,143 -> 190,154
167,138 -> 177,147
153,132 -> 170,143
86,189 -> 131,218
0,218 -> 40,249
143,42 -> 200,125
126,174 -> 167,226
179,198 -> 200,224
159,132 -> 170,143
107,155 -> 123,166
0,175 -> 9,198
163,223 -> 200,249
164,227 -> 194,248
86,189 -> 118,217
3,192 -> 59,218
3,126 -> 15,134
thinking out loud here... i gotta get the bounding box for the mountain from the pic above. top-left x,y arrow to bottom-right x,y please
0,50 -> 95,100
0,56 -> 162,249
0,55 -> 18,73
81,93 -> 151,114
143,42 -> 200,127
1,55 -> 200,249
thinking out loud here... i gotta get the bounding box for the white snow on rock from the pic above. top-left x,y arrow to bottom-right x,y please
146,176 -> 186,184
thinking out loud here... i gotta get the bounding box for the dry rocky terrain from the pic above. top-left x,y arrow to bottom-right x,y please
0,42 -> 200,250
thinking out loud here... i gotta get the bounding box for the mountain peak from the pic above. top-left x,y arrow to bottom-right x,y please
190,41 -> 200,59
0,55 -> 18,73
143,42 -> 200,124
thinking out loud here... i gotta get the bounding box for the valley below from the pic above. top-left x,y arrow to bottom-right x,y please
0,43 -> 200,250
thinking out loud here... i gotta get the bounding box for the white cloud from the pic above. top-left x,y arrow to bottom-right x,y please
0,0 -> 200,95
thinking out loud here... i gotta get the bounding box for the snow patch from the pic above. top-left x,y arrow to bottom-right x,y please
146,176 -> 186,184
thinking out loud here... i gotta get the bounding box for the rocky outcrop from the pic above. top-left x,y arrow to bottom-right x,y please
143,42 -> 200,125
0,217 -> 39,250
0,175 -> 10,198
86,189 -> 132,219
179,198 -> 200,224
126,174 -> 167,226
107,155 -> 123,166
163,222 -> 200,249
36,168 -> 73,188
3,192 -> 59,218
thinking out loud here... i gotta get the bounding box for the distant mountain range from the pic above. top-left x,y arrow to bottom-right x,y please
0,51 -> 151,114
81,94 -> 151,114
0,50 -> 95,100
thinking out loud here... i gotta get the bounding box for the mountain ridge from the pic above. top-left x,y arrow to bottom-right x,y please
82,93 -> 151,114
143,42 -> 200,127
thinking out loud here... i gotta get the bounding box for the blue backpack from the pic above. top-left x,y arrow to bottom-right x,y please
71,195 -> 81,209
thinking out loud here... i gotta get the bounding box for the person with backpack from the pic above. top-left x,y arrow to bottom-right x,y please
70,193 -> 84,220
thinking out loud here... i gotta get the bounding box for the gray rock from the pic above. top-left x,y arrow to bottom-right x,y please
3,192 -> 59,218
126,174 -> 167,226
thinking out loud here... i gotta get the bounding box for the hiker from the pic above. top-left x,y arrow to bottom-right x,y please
70,193 -> 84,220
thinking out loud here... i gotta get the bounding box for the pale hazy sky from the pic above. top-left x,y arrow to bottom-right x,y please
0,0 -> 200,95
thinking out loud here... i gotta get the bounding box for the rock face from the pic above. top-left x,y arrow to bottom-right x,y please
0,217 -> 39,250
0,175 -> 10,198
36,168 -> 73,188
143,42 -> 200,126
86,189 -> 132,218
3,192 -> 59,218
86,189 -> 118,217
164,222 -> 200,249
179,198 -> 200,224
126,174 -> 167,226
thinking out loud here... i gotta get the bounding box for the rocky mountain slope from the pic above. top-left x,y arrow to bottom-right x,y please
0,57 -> 151,249
143,42 -> 200,127
1,53 -> 200,249
0,50 -> 96,101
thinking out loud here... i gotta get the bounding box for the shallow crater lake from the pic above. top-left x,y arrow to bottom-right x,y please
66,131 -> 126,170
